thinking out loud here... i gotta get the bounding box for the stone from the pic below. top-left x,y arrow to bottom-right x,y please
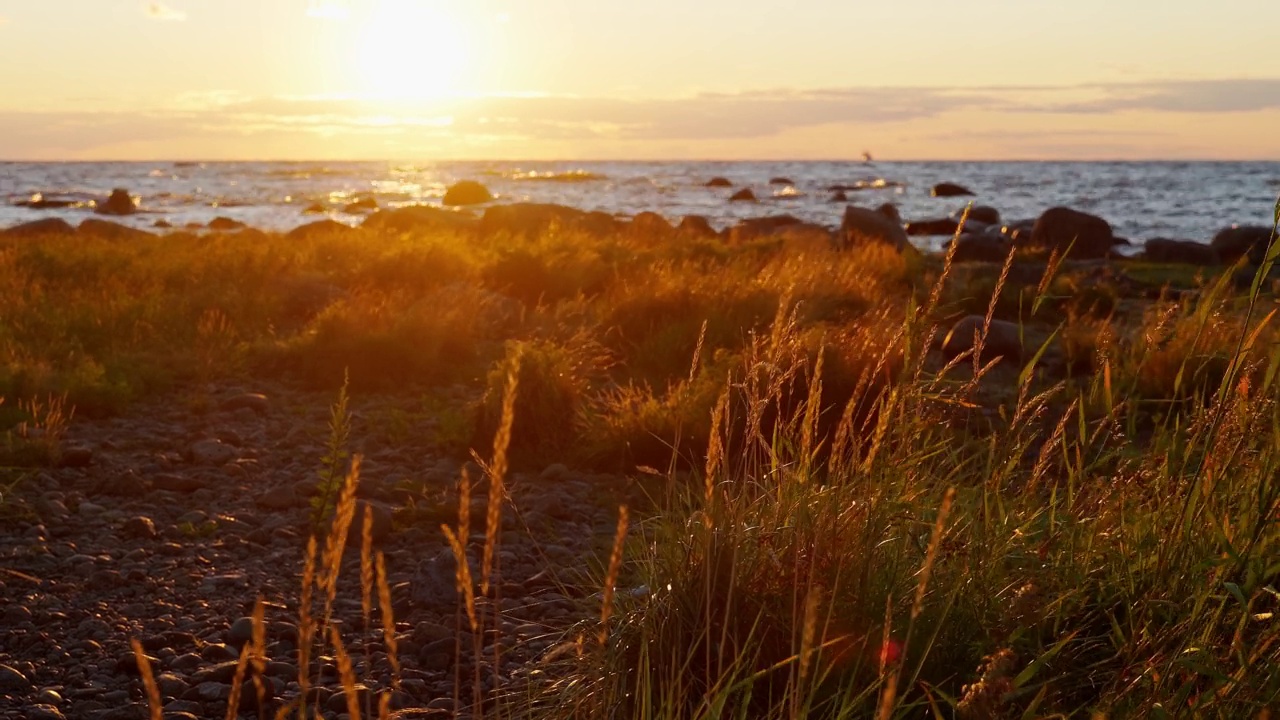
363,205 -> 477,234
931,182 -> 975,197
942,316 -> 1025,364
97,188 -> 137,215
628,211 -> 674,239
946,233 -> 1011,263
285,219 -> 358,241
1141,238 -> 1220,265
227,617 -> 256,647
1027,206 -> 1118,259
219,393 -> 270,416
724,214 -> 802,243
906,217 -> 961,236
255,486 -> 299,510
302,203 -> 326,214
480,203 -> 619,238
28,706 -> 66,720
121,516 -> 158,540
442,180 -> 494,206
962,205 -> 1001,225
0,217 -> 76,237
677,215 -> 718,239
153,219 -> 172,228
1211,225 -> 1274,264
839,206 -> 908,251
349,500 -> 394,545
830,190 -> 849,202
704,177 -> 733,187
207,216 -> 246,230
729,188 -> 757,202
0,663 -> 31,691
151,473 -> 205,493
59,445 -> 93,467
769,177 -> 795,185
186,439 -> 238,466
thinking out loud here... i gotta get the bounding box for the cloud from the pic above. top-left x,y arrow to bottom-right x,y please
145,2 -> 186,21
1033,79 -> 1280,114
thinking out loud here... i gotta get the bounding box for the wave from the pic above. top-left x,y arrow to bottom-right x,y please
508,170 -> 607,183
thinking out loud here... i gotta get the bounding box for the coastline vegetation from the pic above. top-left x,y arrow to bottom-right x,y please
4,205 -> 1280,717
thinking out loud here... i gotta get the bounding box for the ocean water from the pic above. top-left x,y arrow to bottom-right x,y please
2,161 -> 1278,247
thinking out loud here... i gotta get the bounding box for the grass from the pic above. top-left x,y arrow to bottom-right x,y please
6,200 -> 1279,718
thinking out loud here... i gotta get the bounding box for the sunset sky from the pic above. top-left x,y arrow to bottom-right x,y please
2,0 -> 1279,160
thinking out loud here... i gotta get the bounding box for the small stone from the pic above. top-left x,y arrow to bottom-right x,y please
121,516 -> 158,540
27,705 -> 65,720
78,501 -> 106,516
228,617 -> 256,647
151,473 -> 204,493
219,393 -> 270,416
59,446 -> 93,467
186,439 -> 238,466
0,663 -> 31,691
255,486 -> 299,510
539,463 -> 569,481
192,661 -> 240,684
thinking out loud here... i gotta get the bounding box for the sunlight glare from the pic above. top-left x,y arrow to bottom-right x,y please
354,0 -> 472,102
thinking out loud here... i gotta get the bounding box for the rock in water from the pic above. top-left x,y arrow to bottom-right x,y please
705,177 -> 733,187
729,188 -> 757,202
208,217 -> 246,230
931,182 -> 975,197
905,218 -> 961,236
1028,206 -> 1117,259
839,206 -> 908,251
1141,238 -> 1220,265
97,188 -> 137,215
946,233 -> 1011,263
442,180 -> 493,206
1211,225 -> 1275,264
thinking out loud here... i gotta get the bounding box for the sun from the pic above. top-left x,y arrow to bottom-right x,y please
353,0 -> 472,101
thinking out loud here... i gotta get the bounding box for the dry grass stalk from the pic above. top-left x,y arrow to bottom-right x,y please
599,504 -> 630,645
375,551 -> 401,689
297,535 -> 318,718
130,638 -> 163,720
225,598 -> 265,720
361,504 -> 374,631
704,382 -> 731,503
330,625 -> 362,720
483,350 -> 521,596
321,455 -> 363,627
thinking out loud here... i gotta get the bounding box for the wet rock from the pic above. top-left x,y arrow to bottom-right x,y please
153,219 -> 172,228
208,217 -> 246,230
769,177 -> 794,185
1211,225 -> 1274,264
839,206 -> 908,251
29,706 -> 66,720
945,233 -> 1011,263
729,188 -> 757,202
219,393 -> 270,416
1027,206 -> 1118,259
724,214 -> 802,243
705,177 -> 733,187
905,217 -> 960,236
942,316 -> 1024,364
931,182 -> 974,197
1,217 -> 77,237
962,205 -> 1001,225
97,188 -> 138,215
830,190 -> 848,202
442,180 -> 494,206
1141,238 -> 1220,265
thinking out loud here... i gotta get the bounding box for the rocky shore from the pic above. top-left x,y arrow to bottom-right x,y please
0,380 -> 636,720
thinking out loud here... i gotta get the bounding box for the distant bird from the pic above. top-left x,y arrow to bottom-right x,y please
862,150 -> 874,163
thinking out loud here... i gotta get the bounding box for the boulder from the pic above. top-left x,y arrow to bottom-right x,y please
1027,207 -> 1117,259
931,182 -> 975,197
705,177 -> 733,188
961,205 -> 1001,225
286,219 -> 359,241
677,215 -> 718,239
729,188 -> 757,202
362,205 -> 477,235
153,219 -> 172,229
906,218 -> 961,236
769,177 -> 795,185
342,197 -> 379,214
442,180 -> 493,206
875,203 -> 903,223
1211,225 -> 1275,264
1,217 -> 76,238
207,217 -> 246,231
480,203 -> 620,237
725,214 -> 803,244
840,206 -> 908,251
942,316 -> 1024,364
629,211 -> 674,240
15,193 -> 80,209
1140,238 -> 1220,265
946,233 -> 1011,263
830,190 -> 848,202
79,219 -> 156,241
96,188 -> 138,215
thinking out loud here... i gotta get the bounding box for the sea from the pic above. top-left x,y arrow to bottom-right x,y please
2,161 -> 1279,248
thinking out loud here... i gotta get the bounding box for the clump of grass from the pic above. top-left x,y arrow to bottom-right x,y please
0,394 -> 73,467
